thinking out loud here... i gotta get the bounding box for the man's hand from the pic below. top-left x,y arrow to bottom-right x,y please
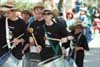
29,37 -> 34,45
36,45 -> 42,53
67,36 -> 74,40
75,47 -> 84,51
22,49 -> 25,55
61,37 -> 67,43
12,38 -> 22,45
61,47 -> 67,58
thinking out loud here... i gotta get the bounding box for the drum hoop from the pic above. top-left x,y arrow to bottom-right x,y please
38,55 -> 63,65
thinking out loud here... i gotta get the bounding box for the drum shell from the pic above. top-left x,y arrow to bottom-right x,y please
23,53 -> 41,67
38,56 -> 66,67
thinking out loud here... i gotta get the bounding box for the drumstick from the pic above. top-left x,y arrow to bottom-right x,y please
45,36 -> 61,42
2,33 -> 24,48
28,28 -> 39,46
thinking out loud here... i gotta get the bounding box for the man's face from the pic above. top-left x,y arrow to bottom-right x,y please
5,10 -> 16,18
43,12 -> 53,21
33,8 -> 43,20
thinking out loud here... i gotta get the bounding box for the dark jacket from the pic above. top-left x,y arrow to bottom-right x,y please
0,17 -> 27,59
71,32 -> 89,67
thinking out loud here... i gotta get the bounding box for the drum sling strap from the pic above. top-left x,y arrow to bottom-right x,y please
69,33 -> 82,67
43,25 -> 60,56
6,17 -> 12,49
0,18 -> 11,65
69,33 -> 82,58
73,33 -> 82,60
6,17 -> 16,49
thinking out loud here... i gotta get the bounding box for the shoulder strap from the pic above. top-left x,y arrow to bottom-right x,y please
76,33 -> 82,44
52,19 -> 58,23
6,18 -> 11,49
70,33 -> 82,49
43,24 -> 60,55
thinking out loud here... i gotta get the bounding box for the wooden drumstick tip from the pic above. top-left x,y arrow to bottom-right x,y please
28,28 -> 33,33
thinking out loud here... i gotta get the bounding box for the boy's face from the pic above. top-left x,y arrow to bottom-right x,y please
21,13 -> 30,21
75,28 -> 82,34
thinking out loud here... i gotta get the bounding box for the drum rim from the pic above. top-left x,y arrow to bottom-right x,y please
38,55 -> 63,65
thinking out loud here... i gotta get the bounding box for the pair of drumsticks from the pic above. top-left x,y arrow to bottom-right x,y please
2,28 -> 61,49
2,33 -> 24,49
28,28 -> 61,46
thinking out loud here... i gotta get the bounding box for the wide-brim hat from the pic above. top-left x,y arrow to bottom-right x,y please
69,23 -> 84,31
43,10 -> 52,13
33,4 -> 44,11
75,24 -> 84,29
43,8 -> 53,14
0,4 -> 17,11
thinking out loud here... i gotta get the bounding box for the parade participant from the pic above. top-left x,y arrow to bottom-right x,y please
22,5 -> 45,67
55,11 -> 67,28
93,18 -> 100,33
75,0 -> 82,13
25,4 -> 45,53
79,10 -> 92,42
22,4 -> 45,54
0,4 -> 27,67
69,24 -> 89,67
21,10 -> 32,24
21,10 -> 33,55
66,11 -> 76,32
39,9 -> 69,61
29,4 -> 45,54
93,8 -> 100,33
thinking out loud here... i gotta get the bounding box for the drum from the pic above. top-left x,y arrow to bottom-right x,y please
23,53 -> 41,67
38,55 -> 66,67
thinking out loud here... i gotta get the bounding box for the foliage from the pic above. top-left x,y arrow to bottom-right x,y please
98,0 -> 100,7
57,0 -> 63,12
16,2 -> 35,11
0,1 -> 36,11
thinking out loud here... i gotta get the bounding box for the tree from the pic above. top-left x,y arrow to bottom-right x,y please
57,0 -> 63,12
98,0 -> 100,7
